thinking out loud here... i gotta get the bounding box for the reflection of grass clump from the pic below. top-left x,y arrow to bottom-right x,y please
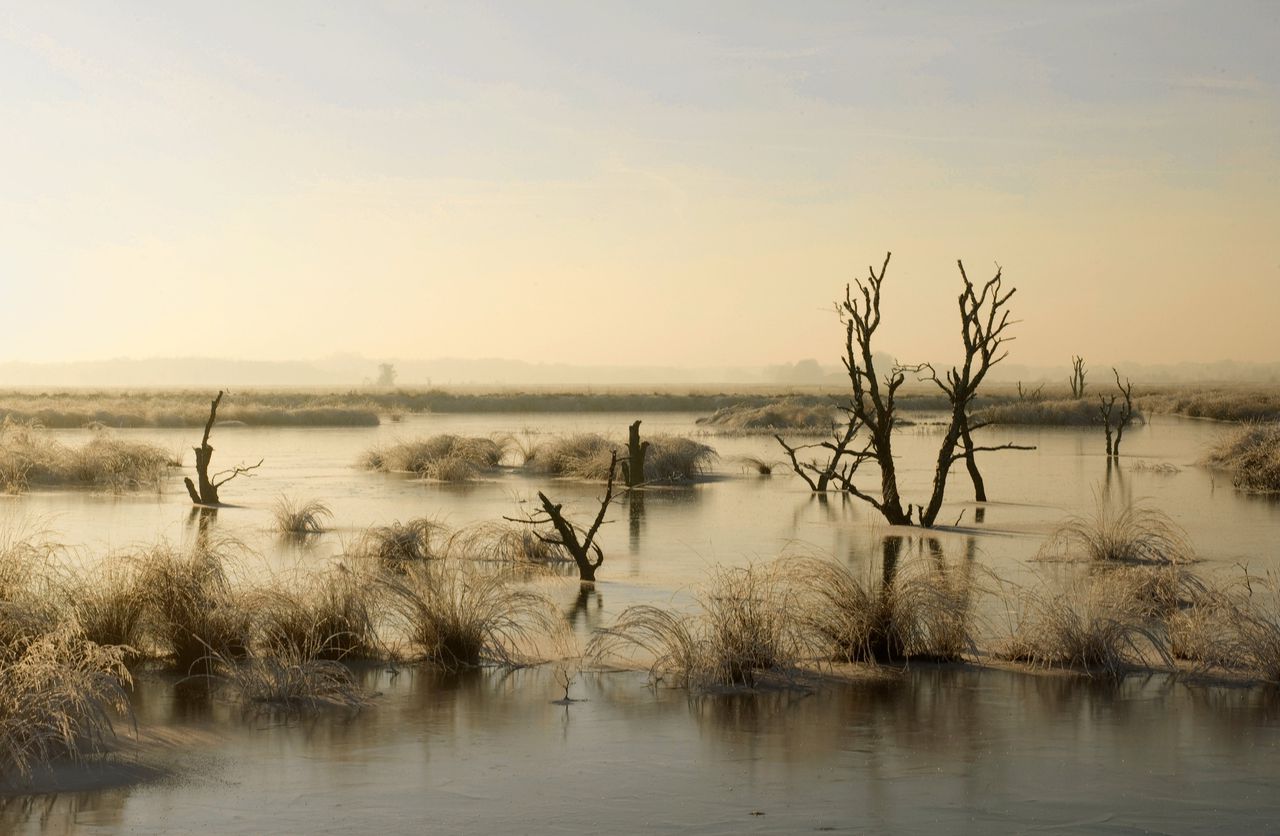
1204,422 -> 1280,493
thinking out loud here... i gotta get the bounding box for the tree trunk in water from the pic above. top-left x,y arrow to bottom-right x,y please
959,419 -> 987,502
622,420 -> 649,488
185,391 -> 224,505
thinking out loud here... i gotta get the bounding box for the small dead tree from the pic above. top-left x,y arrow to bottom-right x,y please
1016,381 -> 1044,401
1069,355 -> 1087,399
1099,368 -> 1135,458
774,418 -> 859,492
621,420 -> 649,488
183,391 -> 262,506
511,452 -> 618,582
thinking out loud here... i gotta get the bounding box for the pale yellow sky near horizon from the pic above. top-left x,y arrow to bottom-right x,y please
1,2 -> 1277,369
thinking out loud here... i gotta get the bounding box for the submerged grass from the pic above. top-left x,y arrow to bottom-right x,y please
1204,422 -> 1280,493
252,566 -> 382,661
347,517 -> 448,569
209,644 -> 370,712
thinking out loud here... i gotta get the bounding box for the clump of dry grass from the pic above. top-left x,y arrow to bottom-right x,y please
589,563 -> 805,689
1001,573 -> 1174,677
252,566 -> 382,661
55,556 -> 149,656
347,517 -> 448,569
524,433 -> 716,483
1038,498 -> 1195,565
976,397 -> 1122,426
447,522 -> 571,567
779,553 -> 975,663
1168,571 -> 1280,682
136,540 -> 251,672
0,419 -> 173,493
522,434 -> 616,479
272,496 -> 333,535
0,622 -> 133,782
696,400 -> 838,434
1204,422 -> 1280,492
360,435 -> 504,481
379,560 -> 562,669
209,644 -> 370,712
734,455 -> 778,476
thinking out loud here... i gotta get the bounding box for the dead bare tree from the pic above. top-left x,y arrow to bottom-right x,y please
621,420 -> 648,488
1016,381 -> 1044,401
790,253 -> 1032,527
1099,368 -> 1135,458
915,260 -> 1035,520
1069,355 -> 1087,399
774,418 -> 860,492
510,452 -> 618,582
183,391 -> 262,506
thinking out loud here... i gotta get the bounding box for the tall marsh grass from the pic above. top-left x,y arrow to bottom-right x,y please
590,563 -> 806,689
1204,422 -> 1280,492
0,622 -> 133,782
271,496 -> 333,535
976,397 -> 1121,426
696,399 -> 838,434
379,560 -> 562,669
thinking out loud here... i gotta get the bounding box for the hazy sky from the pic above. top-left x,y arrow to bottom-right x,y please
1,1 -> 1277,369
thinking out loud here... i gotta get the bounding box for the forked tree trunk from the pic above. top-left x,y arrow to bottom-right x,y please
185,392 -> 224,505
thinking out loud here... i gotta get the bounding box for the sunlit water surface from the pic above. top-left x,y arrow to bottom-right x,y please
3,413 -> 1279,831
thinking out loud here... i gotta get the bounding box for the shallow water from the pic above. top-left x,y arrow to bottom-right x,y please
5,666 -> 1280,834
3,412 -> 1280,830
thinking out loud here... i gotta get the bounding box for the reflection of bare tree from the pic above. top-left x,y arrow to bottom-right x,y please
566,584 -> 603,631
186,505 -> 217,551
628,490 -> 645,553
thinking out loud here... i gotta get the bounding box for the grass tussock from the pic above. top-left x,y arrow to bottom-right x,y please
347,517 -> 448,569
590,563 -> 805,689
1038,498 -> 1195,565
210,644 -> 370,712
1204,422 -> 1280,493
696,399 -> 838,434
0,419 -> 174,493
379,560 -> 562,669
734,455 -> 779,476
55,556 -> 149,656
446,521 -> 571,567
136,540 -> 251,672
780,553 -> 976,663
1140,388 -> 1280,423
251,566 -> 382,661
524,433 -> 716,482
272,496 -> 333,535
1168,572 -> 1280,683
1001,574 -> 1174,677
360,434 -> 504,481
0,622 -> 133,782
977,397 -> 1126,426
